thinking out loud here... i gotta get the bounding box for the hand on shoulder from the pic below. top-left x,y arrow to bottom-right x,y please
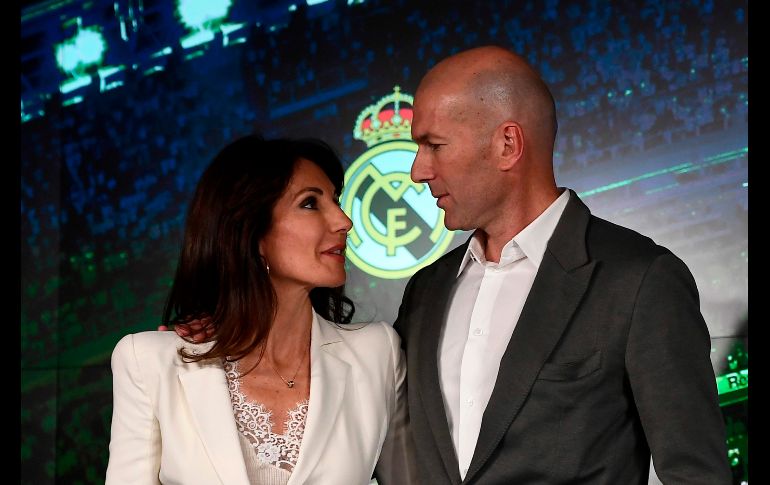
156,317 -> 214,343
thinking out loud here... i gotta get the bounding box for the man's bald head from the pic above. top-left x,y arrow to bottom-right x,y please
410,46 -> 562,247
415,46 -> 557,155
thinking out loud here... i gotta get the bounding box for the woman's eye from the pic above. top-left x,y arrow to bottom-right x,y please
301,196 -> 318,209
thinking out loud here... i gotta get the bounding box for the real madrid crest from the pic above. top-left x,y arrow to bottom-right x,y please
341,86 -> 455,279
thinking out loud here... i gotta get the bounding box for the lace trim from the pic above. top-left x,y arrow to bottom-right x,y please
224,360 -> 308,472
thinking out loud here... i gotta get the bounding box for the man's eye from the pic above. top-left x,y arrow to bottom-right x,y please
428,143 -> 442,151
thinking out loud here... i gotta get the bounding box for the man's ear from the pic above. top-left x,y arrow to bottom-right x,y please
498,122 -> 524,171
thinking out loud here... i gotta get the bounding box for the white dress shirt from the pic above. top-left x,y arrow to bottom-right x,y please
438,189 -> 570,479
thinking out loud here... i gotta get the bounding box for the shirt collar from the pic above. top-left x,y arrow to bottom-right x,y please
457,189 -> 571,277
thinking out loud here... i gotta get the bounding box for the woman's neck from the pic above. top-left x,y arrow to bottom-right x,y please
264,288 -> 313,366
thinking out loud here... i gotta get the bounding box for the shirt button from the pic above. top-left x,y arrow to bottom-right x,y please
465,398 -> 474,407
473,328 -> 483,336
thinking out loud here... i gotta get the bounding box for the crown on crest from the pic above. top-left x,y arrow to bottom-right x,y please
353,86 -> 414,147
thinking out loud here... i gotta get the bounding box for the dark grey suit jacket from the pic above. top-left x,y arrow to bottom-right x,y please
393,190 -> 731,484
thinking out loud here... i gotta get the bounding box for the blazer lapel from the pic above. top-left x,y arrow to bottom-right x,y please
288,312 -> 350,485
464,191 -> 596,483
178,351 -> 251,485
417,243 -> 469,484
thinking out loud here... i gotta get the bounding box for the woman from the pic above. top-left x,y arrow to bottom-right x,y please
105,135 -> 415,484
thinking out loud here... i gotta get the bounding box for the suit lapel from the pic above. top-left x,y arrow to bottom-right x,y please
179,352 -> 251,485
288,312 -> 350,485
464,191 -> 596,483
417,243 -> 469,484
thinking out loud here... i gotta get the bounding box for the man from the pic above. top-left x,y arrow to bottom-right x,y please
393,45 -> 731,484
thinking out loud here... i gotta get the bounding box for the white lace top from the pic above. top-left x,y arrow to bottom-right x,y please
224,360 -> 308,478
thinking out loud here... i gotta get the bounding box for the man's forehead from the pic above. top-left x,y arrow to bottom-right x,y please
415,86 -> 463,109
411,104 -> 460,141
414,91 -> 470,125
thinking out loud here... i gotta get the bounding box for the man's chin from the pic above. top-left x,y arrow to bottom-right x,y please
442,216 -> 469,232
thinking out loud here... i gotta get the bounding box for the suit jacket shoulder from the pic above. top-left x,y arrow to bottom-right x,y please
585,214 -> 670,261
325,319 -> 401,353
112,330 -> 215,383
316,318 -> 403,385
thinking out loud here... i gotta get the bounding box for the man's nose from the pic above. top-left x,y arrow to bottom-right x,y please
410,148 -> 433,183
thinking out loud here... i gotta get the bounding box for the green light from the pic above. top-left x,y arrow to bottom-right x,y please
579,147 -> 748,198
142,66 -> 164,76
59,76 -> 91,94
224,37 -> 246,46
56,42 -> 80,72
183,50 -> 206,61
150,46 -> 173,58
62,95 -> 84,106
21,0 -> 77,23
143,65 -> 165,76
97,65 -> 122,78
98,65 -> 126,92
75,29 -> 105,64
176,0 -> 232,30
221,23 -> 247,47
220,22 -> 245,36
54,26 -> 107,75
180,29 -> 215,49
716,369 -> 748,406
579,162 -> 691,197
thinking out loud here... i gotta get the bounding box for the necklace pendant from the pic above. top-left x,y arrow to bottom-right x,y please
286,380 -> 295,388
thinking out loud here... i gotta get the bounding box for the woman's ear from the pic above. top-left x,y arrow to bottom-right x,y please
259,252 -> 270,274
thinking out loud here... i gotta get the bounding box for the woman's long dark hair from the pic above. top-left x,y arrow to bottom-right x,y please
162,134 -> 355,362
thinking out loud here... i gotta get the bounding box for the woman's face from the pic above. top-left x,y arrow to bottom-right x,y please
259,158 -> 352,293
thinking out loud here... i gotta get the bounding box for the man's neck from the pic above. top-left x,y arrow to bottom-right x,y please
481,187 -> 562,263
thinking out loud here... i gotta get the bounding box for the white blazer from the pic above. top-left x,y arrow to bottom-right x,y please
105,312 -> 416,485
